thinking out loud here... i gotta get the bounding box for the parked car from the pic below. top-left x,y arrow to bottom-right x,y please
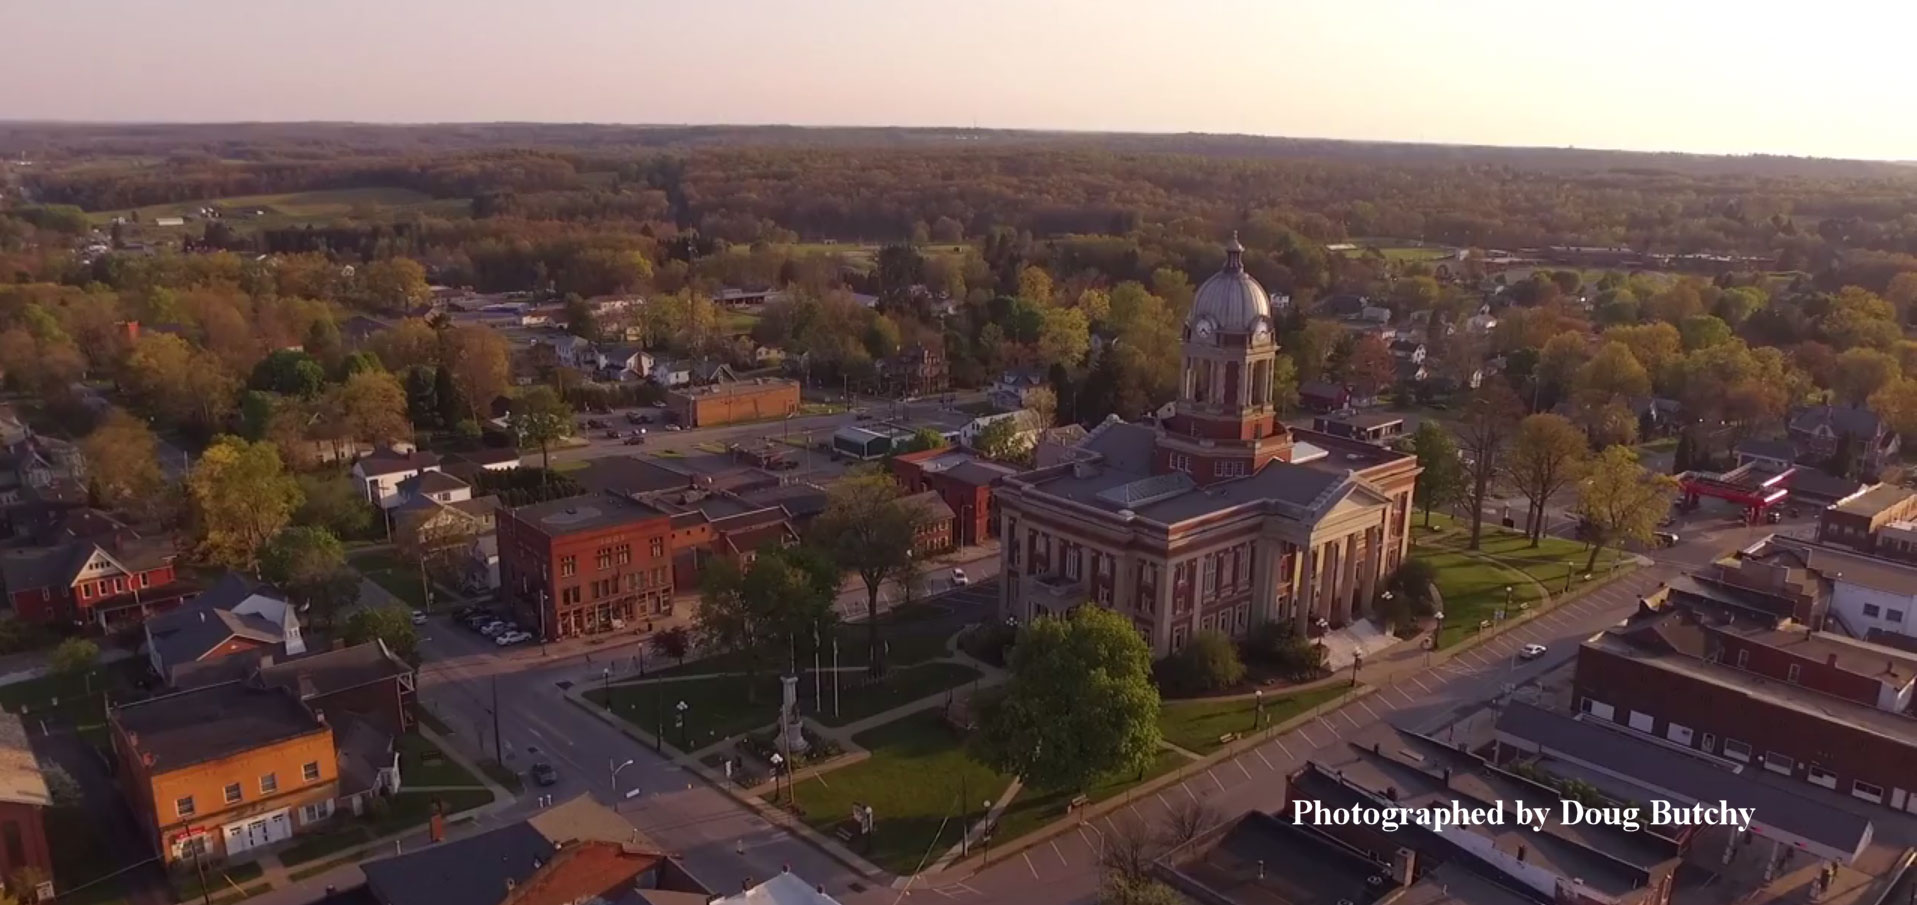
481,621 -> 511,637
627,411 -> 650,424
604,429 -> 620,439
410,610 -> 427,625
951,567 -> 969,587
623,435 -> 645,446
1765,509 -> 1782,524
496,631 -> 531,646
531,762 -> 558,786
1518,643 -> 1548,660
666,424 -> 682,431
1652,531 -> 1680,547
585,418 -> 606,429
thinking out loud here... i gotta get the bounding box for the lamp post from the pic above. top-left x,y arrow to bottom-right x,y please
610,758 -> 634,795
1428,610 -> 1444,664
981,799 -> 994,864
1253,689 -> 1265,729
675,700 -> 689,750
1563,561 -> 1574,595
653,680 -> 664,752
602,666 -> 612,699
1351,651 -> 1363,687
769,752 -> 785,805
1502,584 -> 1512,621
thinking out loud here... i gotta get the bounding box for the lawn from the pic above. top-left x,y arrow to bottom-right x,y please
1410,547 -> 1541,647
0,657 -> 149,733
651,615 -> 956,679
172,859 -> 263,903
813,662 -> 981,727
95,187 -> 445,224
789,710 -> 1012,875
46,805 -> 127,905
1156,685 -> 1351,755
397,733 -> 482,788
988,749 -> 1188,847
588,675 -> 781,749
350,549 -> 429,608
1463,529 -> 1631,598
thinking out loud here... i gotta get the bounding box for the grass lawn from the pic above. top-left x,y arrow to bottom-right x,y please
350,549 -> 428,608
286,853 -> 361,882
1156,685 -> 1351,755
1462,529 -> 1631,597
988,749 -> 1188,846
172,859 -> 263,903
1411,547 -> 1540,647
589,675 -> 781,748
397,733 -> 482,788
790,710 -> 1012,875
652,616 -> 955,679
814,662 -> 981,728
720,311 -> 761,335
0,657 -> 149,732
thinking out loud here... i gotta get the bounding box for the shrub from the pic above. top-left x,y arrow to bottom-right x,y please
1157,631 -> 1245,696
1242,623 -> 1327,681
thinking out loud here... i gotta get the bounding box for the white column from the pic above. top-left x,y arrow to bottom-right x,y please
1337,533 -> 1360,624
1358,527 -> 1381,619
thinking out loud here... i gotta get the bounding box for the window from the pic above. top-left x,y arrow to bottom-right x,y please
1666,723 -> 1694,746
224,783 -> 242,805
1064,546 -> 1081,580
1201,556 -> 1217,594
1764,752 -> 1794,776
1809,764 -> 1838,790
176,796 -> 196,818
1214,460 -> 1246,478
1787,664 -> 1801,683
1168,453 -> 1191,474
1170,626 -> 1188,650
1722,738 -> 1752,762
260,773 -> 278,795
1579,698 -> 1615,721
300,800 -> 334,824
560,556 -> 577,577
141,572 -> 150,588
1735,649 -> 1750,668
562,586 -> 581,605
651,566 -> 665,586
1701,732 -> 1716,753
1853,780 -> 1885,804
615,544 -> 632,565
596,547 -> 613,570
650,538 -> 665,558
303,761 -> 321,782
1892,610 -> 1906,623
1627,711 -> 1655,733
176,834 -> 210,859
1863,603 -> 1882,617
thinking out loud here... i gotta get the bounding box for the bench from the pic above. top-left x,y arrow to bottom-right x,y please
1217,732 -> 1239,745
1065,794 -> 1090,814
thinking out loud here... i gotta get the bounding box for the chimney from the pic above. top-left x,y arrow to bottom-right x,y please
505,878 -> 516,893
1391,848 -> 1418,887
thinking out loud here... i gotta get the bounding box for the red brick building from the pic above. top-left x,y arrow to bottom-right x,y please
1574,595 -> 1917,814
0,714 -> 52,902
890,448 -> 1016,546
0,533 -> 188,630
497,493 -> 675,640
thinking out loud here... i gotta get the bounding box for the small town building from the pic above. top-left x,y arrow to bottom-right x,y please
497,493 -> 676,640
0,531 -> 188,629
145,575 -> 304,688
350,448 -> 444,510
889,448 -> 1015,546
0,713 -> 52,902
664,378 -> 799,428
1311,411 -> 1405,445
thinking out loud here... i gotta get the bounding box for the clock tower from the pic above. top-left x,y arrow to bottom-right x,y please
1155,235 -> 1294,484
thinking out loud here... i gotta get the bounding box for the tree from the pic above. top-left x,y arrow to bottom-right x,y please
813,472 -> 925,677
1410,422 -> 1463,528
1339,334 -> 1396,397
1036,306 -> 1090,369
974,607 -> 1162,793
1024,385 -> 1058,427
1158,631 -> 1244,696
974,415 -> 1033,464
1574,446 -> 1678,572
330,368 -> 412,448
295,472 -> 375,539
343,606 -> 421,664
186,436 -> 304,570
897,427 -> 947,454
1833,348 -> 1901,407
508,385 -> 573,473
249,349 -> 326,399
359,258 -> 429,314
49,637 -> 99,677
652,625 -> 691,667
694,549 -> 837,693
1456,382 -> 1524,550
1678,315 -> 1733,351
1099,874 -> 1185,905
80,410 -> 166,515
1268,354 -> 1300,414
443,325 -> 511,423
260,526 -> 355,627
1870,378 -> 1917,440
1506,414 -> 1588,546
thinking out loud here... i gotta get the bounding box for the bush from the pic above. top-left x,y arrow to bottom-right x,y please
1386,559 -> 1439,616
49,638 -> 99,676
1157,631 -> 1245,696
1242,623 -> 1327,681
958,621 -> 1017,667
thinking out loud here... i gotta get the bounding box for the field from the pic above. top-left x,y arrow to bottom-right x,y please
759,242 -> 971,274
1155,685 -> 1351,755
93,187 -> 462,225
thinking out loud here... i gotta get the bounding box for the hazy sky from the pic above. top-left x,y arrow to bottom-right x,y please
6,0 -> 1914,160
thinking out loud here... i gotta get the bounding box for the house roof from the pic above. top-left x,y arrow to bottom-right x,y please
1790,405 -> 1883,442
508,493 -> 667,538
1753,535 -> 1917,598
574,457 -> 692,496
901,490 -> 957,522
1496,702 -> 1872,861
1736,438 -> 1799,462
1297,380 -> 1345,399
145,575 -> 286,668
0,712 -> 49,808
498,841 -> 663,905
112,681 -> 324,773
259,640 -> 411,700
1316,410 -> 1403,430
0,534 -> 176,595
398,470 -> 470,496
454,447 -> 525,467
355,448 -> 442,477
712,873 -> 844,905
1832,483 -> 1916,517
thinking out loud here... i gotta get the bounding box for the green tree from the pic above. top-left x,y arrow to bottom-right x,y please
975,607 -> 1162,793
1242,622 -> 1326,680
260,526 -> 356,628
186,436 -> 303,570
1574,446 -> 1678,572
329,368 -> 412,448
974,415 -> 1032,465
1159,631 -> 1244,696
1036,306 -> 1090,369
813,472 -> 924,677
1099,874 -> 1185,905
1410,422 -> 1463,527
897,427 -> 948,454
1505,414 -> 1588,546
1833,348 -> 1900,407
508,385 -> 573,474
343,606 -> 421,664
1678,315 -> 1733,351
1269,354 -> 1300,414
295,472 -> 375,539
694,548 -> 838,694
250,349 -> 327,399
651,625 -> 691,667
49,637 -> 99,676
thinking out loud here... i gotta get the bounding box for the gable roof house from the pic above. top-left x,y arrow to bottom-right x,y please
351,447 -> 444,510
1,532 -> 188,629
145,575 -> 304,687
1787,405 -> 1899,477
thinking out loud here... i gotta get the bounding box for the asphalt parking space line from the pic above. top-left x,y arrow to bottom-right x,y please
1254,748 -> 1275,770
1236,758 -> 1254,780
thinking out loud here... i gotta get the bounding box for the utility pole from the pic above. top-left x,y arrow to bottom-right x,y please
491,676 -> 503,765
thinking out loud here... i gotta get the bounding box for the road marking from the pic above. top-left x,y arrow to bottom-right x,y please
1235,759 -> 1253,780
1051,840 -> 1068,866
1078,827 -> 1100,853
1023,852 -> 1040,879
1254,748 -> 1274,770
1296,725 -> 1319,747
1274,737 -> 1294,759
1156,792 -> 1173,811
1339,709 -> 1362,729
1358,700 -> 1381,721
1210,768 -> 1227,792
1183,783 -> 1200,803
1408,676 -> 1432,694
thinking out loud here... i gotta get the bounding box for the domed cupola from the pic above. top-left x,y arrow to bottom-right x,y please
1187,233 -> 1273,343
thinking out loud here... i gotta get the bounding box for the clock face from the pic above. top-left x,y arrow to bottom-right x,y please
1252,321 -> 1271,343
1194,318 -> 1216,342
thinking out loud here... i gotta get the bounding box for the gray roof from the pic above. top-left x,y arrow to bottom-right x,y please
508,492 -> 667,537
1736,437 -> 1799,461
112,682 -> 323,773
1188,237 -> 1271,334
573,457 -> 692,496
397,470 -> 470,496
1496,702 -> 1872,861
145,575 -> 286,669
362,795 -> 656,905
260,640 -> 411,700
354,448 -> 442,477
1790,405 -> 1883,441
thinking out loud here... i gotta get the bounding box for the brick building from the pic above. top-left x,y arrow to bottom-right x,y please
497,493 -> 675,640
663,378 -> 799,428
901,490 -> 957,557
889,448 -> 1015,547
1573,592 -> 1917,814
0,532 -> 189,629
0,714 -> 52,902
1816,484 -> 1917,556
878,343 -> 949,397
995,238 -> 1418,656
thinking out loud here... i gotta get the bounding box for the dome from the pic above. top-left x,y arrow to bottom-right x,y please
1188,234 -> 1271,335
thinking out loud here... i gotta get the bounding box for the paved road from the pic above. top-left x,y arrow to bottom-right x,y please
299,517 -> 1774,905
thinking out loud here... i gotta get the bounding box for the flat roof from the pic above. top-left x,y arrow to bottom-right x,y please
1832,484 -> 1915,517
1316,411 -> 1405,430
1495,702 -> 1872,862
667,378 -> 797,400
508,492 -> 667,536
112,681 -> 324,773
1164,812 -> 1402,905
0,712 -> 49,808
1752,535 -> 1917,598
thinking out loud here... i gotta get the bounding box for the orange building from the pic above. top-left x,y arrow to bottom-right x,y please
110,681 -> 393,864
664,378 -> 799,427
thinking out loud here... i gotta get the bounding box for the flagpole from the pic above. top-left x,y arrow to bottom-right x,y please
812,623 -> 822,713
832,634 -> 841,718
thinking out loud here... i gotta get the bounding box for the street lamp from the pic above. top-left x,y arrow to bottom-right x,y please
1253,689 -> 1265,729
1502,585 -> 1512,620
675,700 -> 689,750
1351,652 -> 1364,687
980,799 -> 995,863
1563,561 -> 1574,594
611,758 -> 634,794
602,666 -> 612,698
769,752 -> 785,804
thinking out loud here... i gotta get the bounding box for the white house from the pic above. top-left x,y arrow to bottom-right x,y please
650,359 -> 692,388
540,334 -> 598,369
596,345 -> 652,380
959,409 -> 1043,452
988,367 -> 1047,411
351,447 -> 444,510
1465,305 -> 1499,334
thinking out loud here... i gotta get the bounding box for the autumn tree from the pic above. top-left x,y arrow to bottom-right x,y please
186,436 -> 304,571
259,525 -> 357,627
329,368 -> 412,447
508,385 -> 573,474
1269,354 -> 1300,414
813,471 -> 925,677
122,332 -> 239,433
358,258 -> 429,314
1036,306 -> 1090,370
442,325 -> 511,424
1574,446 -> 1678,572
80,410 -> 166,515
370,319 -> 442,372
1340,333 -> 1396,397
1869,378 -> 1917,441
1410,421 -> 1463,527
1456,381 -> 1524,550
249,349 -> 326,398
1833,348 -> 1900,407
1505,414 -> 1588,545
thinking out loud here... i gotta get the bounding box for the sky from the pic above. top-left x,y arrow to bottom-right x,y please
5,0 -> 1914,161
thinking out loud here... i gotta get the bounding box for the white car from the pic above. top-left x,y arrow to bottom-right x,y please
1518,643 -> 1548,660
496,631 -> 532,646
410,610 -> 427,625
951,568 -> 969,587
481,621 -> 510,637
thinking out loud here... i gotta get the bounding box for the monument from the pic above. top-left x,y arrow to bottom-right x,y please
778,674 -> 809,755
